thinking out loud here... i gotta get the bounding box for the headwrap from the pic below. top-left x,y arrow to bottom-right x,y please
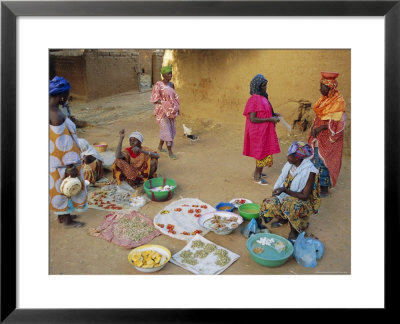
315,72 -> 346,121
49,76 -> 71,96
320,78 -> 338,90
288,141 -> 313,159
250,74 -> 268,99
78,138 -> 104,162
249,73 -> 276,116
128,131 -> 144,143
161,65 -> 172,75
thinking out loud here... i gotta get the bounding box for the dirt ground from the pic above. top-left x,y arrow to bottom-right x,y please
49,90 -> 351,275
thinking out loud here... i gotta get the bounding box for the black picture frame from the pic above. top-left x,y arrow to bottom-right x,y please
1,0 -> 397,321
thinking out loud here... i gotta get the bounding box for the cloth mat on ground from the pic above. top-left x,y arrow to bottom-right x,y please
87,184 -> 149,211
88,210 -> 161,249
153,198 -> 215,240
170,234 -> 240,275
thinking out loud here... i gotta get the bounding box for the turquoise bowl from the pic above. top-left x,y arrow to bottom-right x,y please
246,233 -> 294,267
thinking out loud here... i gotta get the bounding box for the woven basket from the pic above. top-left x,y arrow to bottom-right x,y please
93,142 -> 108,152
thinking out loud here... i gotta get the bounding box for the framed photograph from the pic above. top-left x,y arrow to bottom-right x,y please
1,0 -> 396,321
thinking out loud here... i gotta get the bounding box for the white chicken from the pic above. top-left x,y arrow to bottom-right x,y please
182,124 -> 199,142
182,124 -> 192,136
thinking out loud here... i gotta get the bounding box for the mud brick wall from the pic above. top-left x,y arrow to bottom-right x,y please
50,50 -> 88,101
84,50 -> 140,100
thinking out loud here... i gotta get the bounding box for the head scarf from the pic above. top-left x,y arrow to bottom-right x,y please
288,141 -> 313,159
320,78 -> 338,92
78,138 -> 104,162
161,65 -> 172,75
49,76 -> 71,96
250,74 -> 268,99
314,72 -> 345,121
128,131 -> 143,143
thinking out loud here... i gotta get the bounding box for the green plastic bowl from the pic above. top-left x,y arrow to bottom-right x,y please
246,233 -> 294,267
238,203 -> 260,220
143,177 -> 177,202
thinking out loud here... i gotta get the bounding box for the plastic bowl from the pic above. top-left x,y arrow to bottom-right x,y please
215,202 -> 235,212
238,203 -> 260,220
128,244 -> 171,273
246,233 -> 294,267
321,71 -> 339,79
143,177 -> 177,202
198,211 -> 243,235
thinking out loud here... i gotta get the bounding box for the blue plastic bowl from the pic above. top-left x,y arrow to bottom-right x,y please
215,202 -> 235,212
246,233 -> 294,267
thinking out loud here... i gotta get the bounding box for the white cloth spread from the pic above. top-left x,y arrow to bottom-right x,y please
170,234 -> 240,275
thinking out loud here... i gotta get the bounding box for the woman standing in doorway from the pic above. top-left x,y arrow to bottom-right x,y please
150,65 -> 180,160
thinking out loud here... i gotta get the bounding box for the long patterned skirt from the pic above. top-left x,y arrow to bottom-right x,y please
258,196 -> 315,233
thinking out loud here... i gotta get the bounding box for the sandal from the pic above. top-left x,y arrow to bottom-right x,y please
254,179 -> 268,185
159,148 -> 167,153
252,173 -> 267,179
169,154 -> 177,160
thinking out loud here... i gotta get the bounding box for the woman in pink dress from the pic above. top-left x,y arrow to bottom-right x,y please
150,65 -> 180,160
243,74 -> 281,185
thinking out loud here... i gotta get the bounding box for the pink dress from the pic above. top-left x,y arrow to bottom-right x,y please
150,81 -> 180,146
243,94 -> 281,160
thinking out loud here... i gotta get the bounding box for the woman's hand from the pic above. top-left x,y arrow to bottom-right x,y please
272,187 -> 286,196
119,129 -> 125,139
274,113 -> 282,117
65,165 -> 79,178
312,125 -> 328,137
271,116 -> 280,125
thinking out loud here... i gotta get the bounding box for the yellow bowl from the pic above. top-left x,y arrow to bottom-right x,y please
128,244 -> 171,273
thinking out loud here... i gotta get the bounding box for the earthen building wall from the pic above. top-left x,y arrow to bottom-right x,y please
163,49 -> 351,154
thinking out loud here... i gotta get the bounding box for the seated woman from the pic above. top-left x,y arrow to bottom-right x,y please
78,138 -> 105,185
257,141 -> 320,240
112,129 -> 160,187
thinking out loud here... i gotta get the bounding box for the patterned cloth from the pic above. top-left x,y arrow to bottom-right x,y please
49,118 -> 88,214
287,141 -> 313,159
258,171 -> 320,233
112,146 -> 157,187
151,81 -> 180,123
256,155 -> 273,168
315,77 -> 346,122
159,117 -> 176,147
320,78 -> 338,90
308,112 -> 346,187
151,80 -> 180,147
243,94 -> 280,160
82,159 -> 104,184
88,211 -> 161,249
311,147 -> 331,187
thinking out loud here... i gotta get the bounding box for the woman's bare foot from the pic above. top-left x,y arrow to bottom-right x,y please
58,214 -> 77,223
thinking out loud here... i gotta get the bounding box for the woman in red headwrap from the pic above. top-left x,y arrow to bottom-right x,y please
308,72 -> 346,197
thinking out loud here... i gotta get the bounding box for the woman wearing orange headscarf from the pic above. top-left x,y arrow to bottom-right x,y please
308,72 -> 346,197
